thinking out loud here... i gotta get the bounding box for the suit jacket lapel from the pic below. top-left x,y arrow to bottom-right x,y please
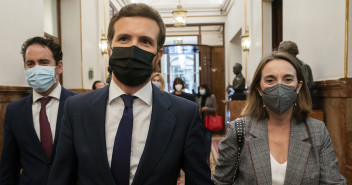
83,86 -> 115,185
248,119 -> 272,185
132,86 -> 176,185
51,87 -> 70,159
284,119 -> 311,185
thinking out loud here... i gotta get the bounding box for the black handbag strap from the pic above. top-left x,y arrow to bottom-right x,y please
232,118 -> 245,182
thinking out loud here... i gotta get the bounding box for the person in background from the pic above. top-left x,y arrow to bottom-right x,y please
213,52 -> 346,184
106,66 -> 112,84
172,77 -> 194,102
92,80 -> 105,90
150,72 -> 165,91
48,3 -> 213,185
195,83 -> 217,158
0,36 -> 76,185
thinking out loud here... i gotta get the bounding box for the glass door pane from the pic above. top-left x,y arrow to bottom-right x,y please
161,45 -> 200,94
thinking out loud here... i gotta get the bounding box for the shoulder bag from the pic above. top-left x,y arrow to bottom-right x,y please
205,110 -> 223,131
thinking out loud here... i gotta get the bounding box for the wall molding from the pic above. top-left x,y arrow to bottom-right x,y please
0,86 -> 31,103
316,78 -> 352,97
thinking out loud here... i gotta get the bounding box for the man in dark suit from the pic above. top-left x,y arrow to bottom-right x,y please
48,3 -> 213,185
0,36 -> 76,185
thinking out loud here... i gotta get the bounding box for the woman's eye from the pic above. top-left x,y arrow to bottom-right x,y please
285,78 -> 294,82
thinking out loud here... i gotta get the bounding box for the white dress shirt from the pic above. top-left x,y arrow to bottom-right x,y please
32,83 -> 61,142
270,153 -> 287,185
105,81 -> 153,185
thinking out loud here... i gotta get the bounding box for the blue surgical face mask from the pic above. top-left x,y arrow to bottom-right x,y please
199,89 -> 206,95
26,65 -> 57,92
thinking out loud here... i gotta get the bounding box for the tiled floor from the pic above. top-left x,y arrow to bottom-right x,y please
177,134 -> 224,185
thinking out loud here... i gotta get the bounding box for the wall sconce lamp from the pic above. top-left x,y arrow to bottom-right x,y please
241,29 -> 250,52
172,0 -> 187,27
100,33 -> 108,55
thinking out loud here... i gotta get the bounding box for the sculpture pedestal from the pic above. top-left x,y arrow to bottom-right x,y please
228,100 -> 246,122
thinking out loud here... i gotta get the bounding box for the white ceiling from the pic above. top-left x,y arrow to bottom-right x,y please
118,0 -> 233,17
116,0 -> 228,38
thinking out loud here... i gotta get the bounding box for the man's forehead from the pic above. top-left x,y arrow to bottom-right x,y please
114,16 -> 160,36
25,44 -> 54,59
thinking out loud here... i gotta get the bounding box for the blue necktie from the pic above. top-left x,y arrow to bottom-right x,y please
111,94 -> 135,185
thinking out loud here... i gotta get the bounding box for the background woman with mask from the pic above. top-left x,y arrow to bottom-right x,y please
172,77 -> 194,102
212,52 -> 346,184
195,83 -> 217,159
151,72 -> 165,91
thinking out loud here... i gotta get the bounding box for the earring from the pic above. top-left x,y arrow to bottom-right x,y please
263,104 -> 266,108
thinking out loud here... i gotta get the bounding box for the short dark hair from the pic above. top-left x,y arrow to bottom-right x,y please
107,3 -> 166,51
92,80 -> 103,90
173,77 -> 184,91
21,36 -> 63,65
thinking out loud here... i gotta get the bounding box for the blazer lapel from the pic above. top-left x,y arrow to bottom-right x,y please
83,86 -> 115,185
132,86 -> 176,185
51,88 -> 70,160
248,119 -> 272,185
284,119 -> 311,185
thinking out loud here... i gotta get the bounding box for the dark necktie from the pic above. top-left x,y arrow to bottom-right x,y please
111,94 -> 135,185
39,97 -> 53,157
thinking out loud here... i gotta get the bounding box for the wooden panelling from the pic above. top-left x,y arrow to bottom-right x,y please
211,47 -> 225,134
316,78 -> 352,183
0,86 -> 32,155
229,100 -> 246,122
0,86 -> 90,157
68,88 -> 91,94
199,46 -> 212,86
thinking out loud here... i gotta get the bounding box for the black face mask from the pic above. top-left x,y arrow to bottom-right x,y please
109,46 -> 156,86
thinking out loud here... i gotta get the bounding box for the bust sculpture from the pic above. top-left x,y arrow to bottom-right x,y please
231,63 -> 245,91
227,63 -> 246,100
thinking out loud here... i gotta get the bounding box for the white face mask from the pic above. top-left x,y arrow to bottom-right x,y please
175,84 -> 183,91
152,81 -> 161,88
199,89 -> 206,95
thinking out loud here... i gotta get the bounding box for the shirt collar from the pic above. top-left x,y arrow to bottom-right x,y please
32,83 -> 62,103
108,81 -> 152,106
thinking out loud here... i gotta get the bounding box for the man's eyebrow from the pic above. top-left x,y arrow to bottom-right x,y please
115,33 -> 130,39
38,59 -> 50,62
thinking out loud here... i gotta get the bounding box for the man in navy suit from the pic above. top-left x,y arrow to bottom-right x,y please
0,36 -> 76,185
48,3 -> 213,185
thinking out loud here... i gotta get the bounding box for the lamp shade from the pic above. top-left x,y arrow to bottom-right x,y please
241,30 -> 250,51
172,5 -> 187,27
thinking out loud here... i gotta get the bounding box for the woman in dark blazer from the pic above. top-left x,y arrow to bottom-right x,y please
213,52 -> 346,184
195,83 -> 217,158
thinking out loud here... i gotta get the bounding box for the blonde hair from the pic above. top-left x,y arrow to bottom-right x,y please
151,72 -> 165,90
241,51 -> 312,122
